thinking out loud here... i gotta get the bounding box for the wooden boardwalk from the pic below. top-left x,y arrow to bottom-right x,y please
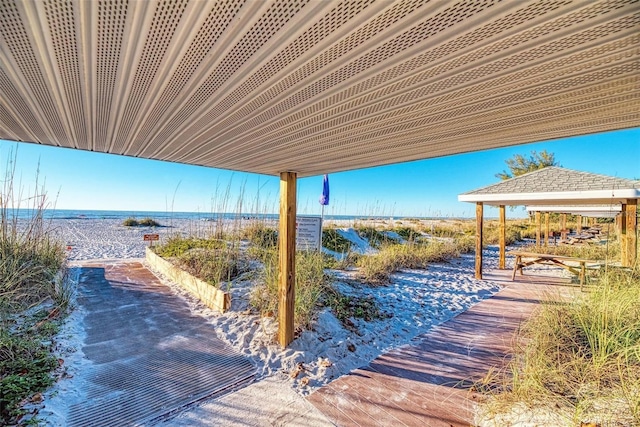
307,269 -> 577,426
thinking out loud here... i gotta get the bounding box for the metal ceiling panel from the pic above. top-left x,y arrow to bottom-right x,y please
0,0 -> 638,177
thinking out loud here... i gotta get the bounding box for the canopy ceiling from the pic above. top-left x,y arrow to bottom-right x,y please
525,205 -> 622,218
0,0 -> 639,177
459,167 -> 640,206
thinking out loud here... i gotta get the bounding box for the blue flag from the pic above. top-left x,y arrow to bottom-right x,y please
319,174 -> 329,205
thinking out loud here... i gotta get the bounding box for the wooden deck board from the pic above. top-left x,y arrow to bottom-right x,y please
308,269 -> 576,426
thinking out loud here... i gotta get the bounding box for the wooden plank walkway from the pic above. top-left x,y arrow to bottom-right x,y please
307,269 -> 577,426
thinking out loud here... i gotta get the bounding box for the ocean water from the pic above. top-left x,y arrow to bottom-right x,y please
10,208 -> 417,222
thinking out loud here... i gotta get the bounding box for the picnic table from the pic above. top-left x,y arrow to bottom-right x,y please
509,251 -> 602,290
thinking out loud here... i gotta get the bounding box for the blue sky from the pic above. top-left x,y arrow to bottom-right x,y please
1,128 -> 638,218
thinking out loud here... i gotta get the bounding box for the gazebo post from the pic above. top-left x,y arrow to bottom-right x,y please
577,214 -> 582,233
535,211 -> 541,248
560,213 -> 567,240
623,200 -> 637,267
620,205 -> 626,266
278,172 -> 297,347
544,212 -> 550,247
499,205 -> 506,269
475,202 -> 483,279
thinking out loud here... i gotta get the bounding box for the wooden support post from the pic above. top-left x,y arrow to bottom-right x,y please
577,215 -> 582,233
544,212 -> 550,247
621,204 -> 627,267
560,213 -> 567,240
499,205 -> 506,270
623,200 -> 637,267
278,172 -> 297,347
475,202 -> 483,280
535,211 -> 541,248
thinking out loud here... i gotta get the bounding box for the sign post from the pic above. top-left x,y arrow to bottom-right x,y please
143,233 -> 159,247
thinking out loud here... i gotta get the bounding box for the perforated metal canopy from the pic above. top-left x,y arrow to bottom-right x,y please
1,0 -> 638,177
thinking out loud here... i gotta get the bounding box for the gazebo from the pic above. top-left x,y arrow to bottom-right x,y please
1,1 -> 638,346
458,167 -> 640,279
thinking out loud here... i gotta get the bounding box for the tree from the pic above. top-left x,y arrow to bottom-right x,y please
496,150 -> 559,180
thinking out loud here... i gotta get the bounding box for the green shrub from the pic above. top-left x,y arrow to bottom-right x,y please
122,217 -> 139,226
322,228 -> 352,253
138,217 -> 160,227
324,288 -> 391,329
123,217 -> 160,227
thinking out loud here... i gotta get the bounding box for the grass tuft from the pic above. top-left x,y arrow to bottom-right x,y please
123,217 -> 160,227
322,228 -> 353,253
324,288 -> 391,329
356,240 -> 463,284
251,250 -> 330,331
477,266 -> 640,425
0,150 -> 68,425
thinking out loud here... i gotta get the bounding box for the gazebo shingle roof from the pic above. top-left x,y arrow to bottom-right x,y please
462,167 -> 640,195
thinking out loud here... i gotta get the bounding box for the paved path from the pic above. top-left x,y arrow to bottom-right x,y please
307,270 -> 576,426
68,261 -> 256,427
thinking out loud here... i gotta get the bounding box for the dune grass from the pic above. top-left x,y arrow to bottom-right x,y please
356,240 -> 467,284
322,228 -> 353,253
356,226 -> 398,248
153,235 -> 246,288
0,152 -> 69,425
477,266 -> 640,425
250,250 -> 330,331
122,217 -> 161,227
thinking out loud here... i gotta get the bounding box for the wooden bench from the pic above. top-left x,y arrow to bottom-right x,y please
509,251 -> 601,290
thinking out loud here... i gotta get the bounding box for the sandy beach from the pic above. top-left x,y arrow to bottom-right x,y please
40,217 -> 509,426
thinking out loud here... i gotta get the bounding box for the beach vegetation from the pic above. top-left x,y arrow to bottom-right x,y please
138,217 -> 161,227
393,226 -> 419,242
122,217 -> 160,227
322,228 -> 352,253
175,246 -> 248,288
122,217 -> 138,226
251,250 -> 330,331
483,224 -> 523,247
356,240 -> 463,284
153,235 -> 245,287
476,266 -> 640,425
241,224 -> 278,249
356,226 -> 397,248
324,288 -> 391,330
153,235 -> 226,258
0,151 -> 69,425
0,308 -> 62,425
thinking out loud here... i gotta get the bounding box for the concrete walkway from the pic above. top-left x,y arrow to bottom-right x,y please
307,270 -> 576,426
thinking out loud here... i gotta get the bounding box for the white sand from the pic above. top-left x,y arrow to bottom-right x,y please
40,219 -> 506,426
